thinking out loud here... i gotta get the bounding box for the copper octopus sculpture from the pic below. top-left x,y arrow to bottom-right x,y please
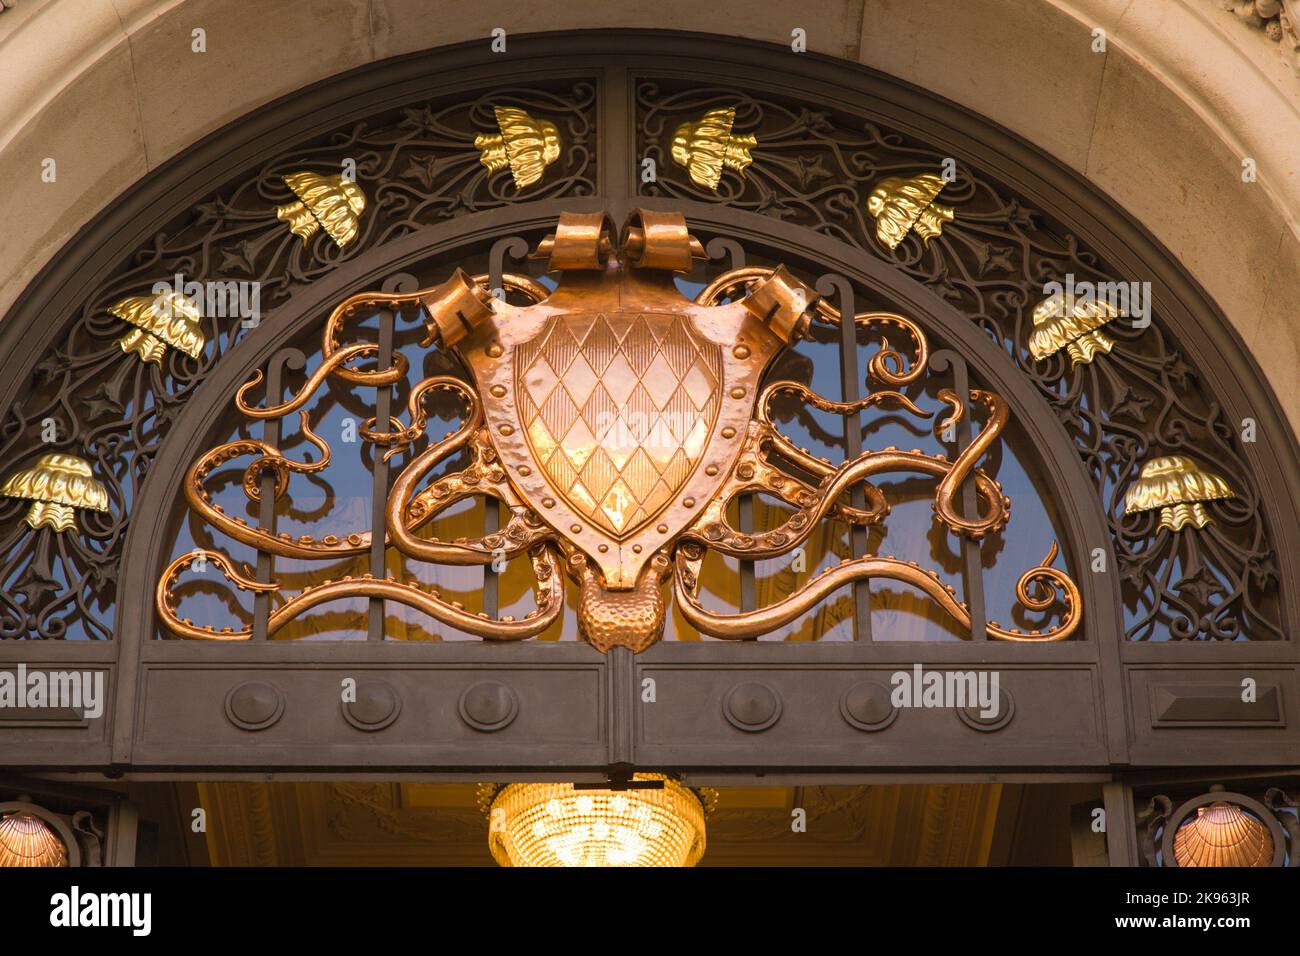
157,209 -> 1081,651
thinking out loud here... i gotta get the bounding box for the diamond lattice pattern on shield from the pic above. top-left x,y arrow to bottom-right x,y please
515,312 -> 722,537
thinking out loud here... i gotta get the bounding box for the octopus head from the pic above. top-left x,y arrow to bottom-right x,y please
573,552 -> 672,653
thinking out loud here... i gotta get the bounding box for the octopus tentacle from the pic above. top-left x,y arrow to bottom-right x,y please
157,543 -> 564,642
759,380 -> 1009,541
701,268 -> 1003,536
747,434 -> 881,525
984,542 -> 1082,642
674,543 -> 967,640
193,380 -> 541,565
757,379 -> 913,517
819,308 -> 929,388
236,343 -> 407,418
361,374 -> 458,462
156,549 -> 276,641
322,272 -> 548,382
262,544 -> 564,641
687,437 -> 905,558
934,389 -> 963,441
689,423 -> 1008,558
385,384 -> 554,564
688,423 -> 883,558
696,268 -> 927,386
404,431 -> 556,561
242,411 -> 330,501
325,292 -> 434,384
760,380 -> 930,424
694,267 -> 773,307
184,411 -> 374,559
673,541 -> 1080,642
932,388 -> 1010,539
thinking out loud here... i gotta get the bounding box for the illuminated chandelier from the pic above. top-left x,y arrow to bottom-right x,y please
480,774 -> 712,867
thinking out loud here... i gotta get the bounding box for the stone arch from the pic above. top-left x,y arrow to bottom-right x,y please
1,3 -> 1297,433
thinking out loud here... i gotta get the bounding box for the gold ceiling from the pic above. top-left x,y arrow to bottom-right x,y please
197,780 -> 1004,866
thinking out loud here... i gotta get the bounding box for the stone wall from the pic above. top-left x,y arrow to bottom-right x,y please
0,0 -> 1296,430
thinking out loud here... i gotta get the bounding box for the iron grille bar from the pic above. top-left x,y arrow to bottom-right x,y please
366,309 -> 396,642
484,237 -> 530,621
932,349 -> 987,641
820,274 -> 872,641
702,237 -> 756,617
250,349 -> 302,641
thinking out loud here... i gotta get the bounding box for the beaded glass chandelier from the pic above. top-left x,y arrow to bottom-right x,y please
483,774 -> 709,867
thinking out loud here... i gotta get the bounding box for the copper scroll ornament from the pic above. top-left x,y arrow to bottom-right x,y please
157,209 -> 1081,651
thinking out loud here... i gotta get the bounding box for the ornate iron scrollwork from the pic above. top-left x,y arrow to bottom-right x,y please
0,80 -> 596,640
1136,785 -> 1297,867
637,79 -> 1280,640
157,209 -> 1080,652
0,59 -> 1283,646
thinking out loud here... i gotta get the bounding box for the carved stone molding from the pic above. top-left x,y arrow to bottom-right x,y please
1214,0 -> 1300,74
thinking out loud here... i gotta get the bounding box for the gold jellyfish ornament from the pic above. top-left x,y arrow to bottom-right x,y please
110,292 -> 204,365
1027,290 -> 1120,367
670,107 -> 757,190
475,106 -> 561,190
1173,803 -> 1273,868
1124,455 -> 1236,532
275,171 -> 366,249
866,173 -> 954,250
1,453 -> 110,532
0,813 -> 69,868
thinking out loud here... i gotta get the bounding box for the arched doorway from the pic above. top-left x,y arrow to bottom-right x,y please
2,32 -> 1297,869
